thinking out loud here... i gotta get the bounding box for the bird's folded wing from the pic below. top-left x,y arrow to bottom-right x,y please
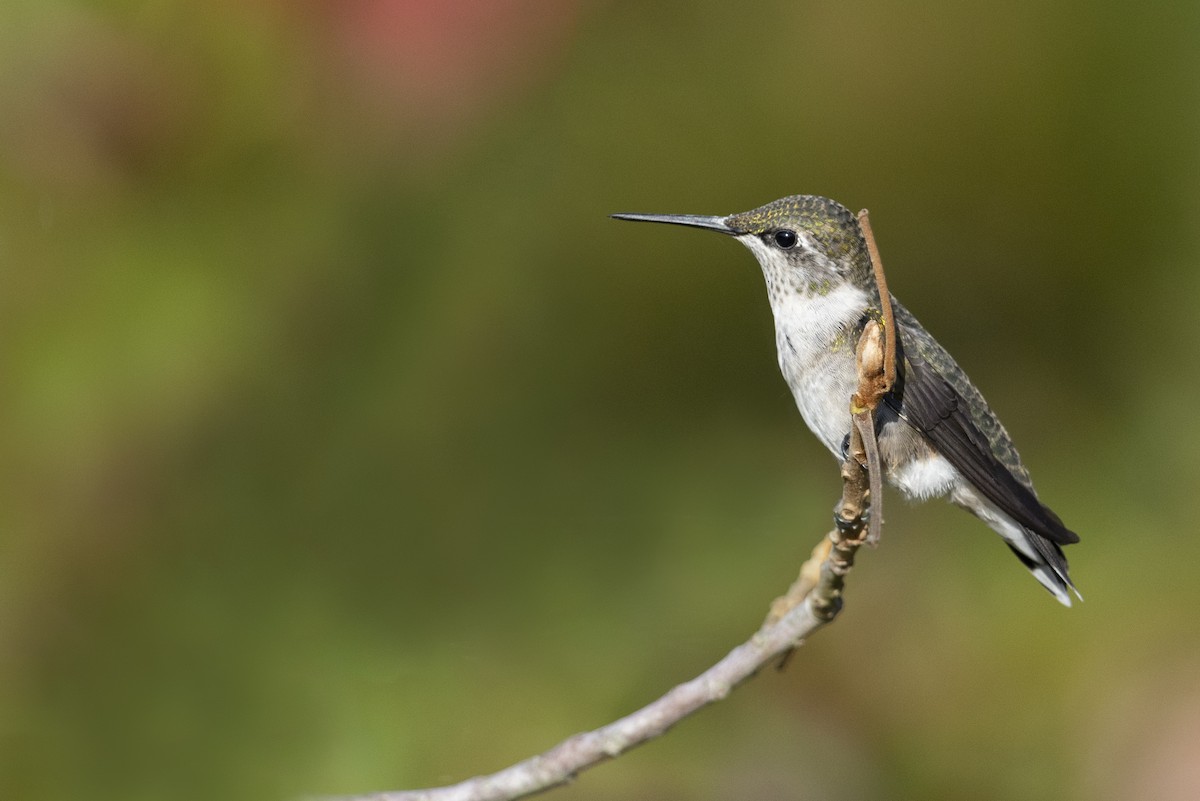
886,353 -> 1079,546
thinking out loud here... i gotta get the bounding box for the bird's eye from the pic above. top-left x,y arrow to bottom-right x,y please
773,230 -> 798,249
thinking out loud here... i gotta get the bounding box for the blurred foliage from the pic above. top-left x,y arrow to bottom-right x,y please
2,1 -> 1200,800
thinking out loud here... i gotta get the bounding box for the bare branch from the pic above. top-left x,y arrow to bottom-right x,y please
331,536 -> 854,801
332,223 -> 902,801
331,414 -> 878,801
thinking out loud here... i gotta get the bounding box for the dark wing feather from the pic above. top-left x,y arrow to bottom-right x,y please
884,301 -> 1079,546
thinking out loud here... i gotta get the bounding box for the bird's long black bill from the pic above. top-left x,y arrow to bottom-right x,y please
610,212 -> 739,235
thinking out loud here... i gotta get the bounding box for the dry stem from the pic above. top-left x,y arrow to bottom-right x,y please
331,214 -> 901,801
332,320 -> 888,801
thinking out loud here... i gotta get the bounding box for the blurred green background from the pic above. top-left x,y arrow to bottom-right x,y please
3,1 -> 1199,799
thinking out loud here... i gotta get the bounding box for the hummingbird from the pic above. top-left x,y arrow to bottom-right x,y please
613,195 -> 1080,605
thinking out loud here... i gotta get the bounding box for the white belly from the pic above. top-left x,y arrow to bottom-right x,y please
889,453 -> 960,500
783,354 -> 856,456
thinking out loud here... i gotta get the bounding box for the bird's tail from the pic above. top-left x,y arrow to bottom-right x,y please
1006,533 -> 1080,607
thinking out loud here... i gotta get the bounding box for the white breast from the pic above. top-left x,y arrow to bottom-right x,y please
768,281 -> 870,366
768,282 -> 869,456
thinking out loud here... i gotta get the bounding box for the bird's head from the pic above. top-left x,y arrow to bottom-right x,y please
613,195 -> 874,298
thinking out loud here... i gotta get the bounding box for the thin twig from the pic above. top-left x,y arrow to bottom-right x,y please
334,322 -> 888,801
856,209 -> 896,393
330,420 -> 875,801
850,322 -> 886,546
330,554 -> 856,801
